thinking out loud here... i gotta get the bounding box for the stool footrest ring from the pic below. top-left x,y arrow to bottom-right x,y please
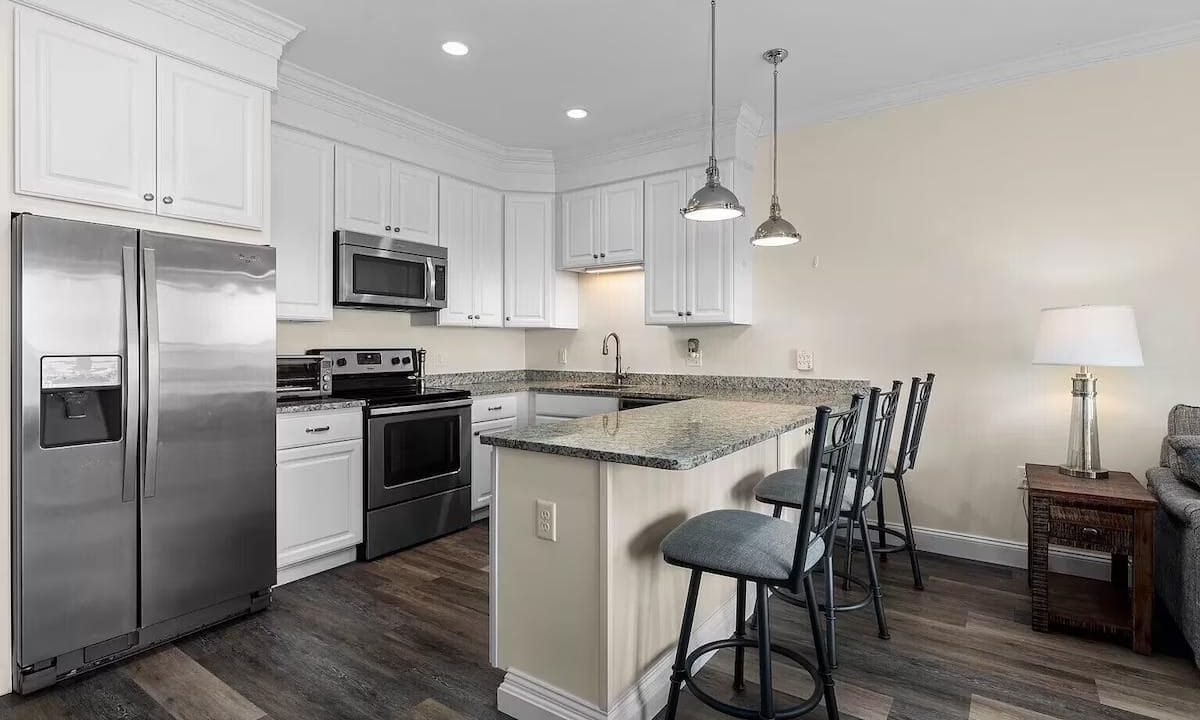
772,572 -> 875,613
862,524 -> 913,554
682,638 -> 823,720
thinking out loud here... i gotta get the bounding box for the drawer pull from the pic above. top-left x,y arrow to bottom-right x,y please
473,431 -> 481,437
488,405 -> 502,411
1082,527 -> 1100,536
305,426 -> 331,433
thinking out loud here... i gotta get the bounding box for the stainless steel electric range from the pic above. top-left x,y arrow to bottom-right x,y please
309,348 -> 472,560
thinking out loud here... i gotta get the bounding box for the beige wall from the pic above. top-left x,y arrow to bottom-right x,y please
277,313 -> 526,373
527,45 -> 1200,543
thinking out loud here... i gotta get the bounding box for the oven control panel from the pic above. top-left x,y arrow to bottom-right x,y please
310,349 -> 417,375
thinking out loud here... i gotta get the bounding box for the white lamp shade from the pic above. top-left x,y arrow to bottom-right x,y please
1033,305 -> 1144,367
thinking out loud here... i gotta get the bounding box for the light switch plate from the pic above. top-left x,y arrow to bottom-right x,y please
536,499 -> 557,542
558,348 -> 568,365
795,349 -> 814,372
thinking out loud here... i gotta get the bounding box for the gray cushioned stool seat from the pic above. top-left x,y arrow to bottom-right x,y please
755,469 -> 873,512
660,509 -> 824,583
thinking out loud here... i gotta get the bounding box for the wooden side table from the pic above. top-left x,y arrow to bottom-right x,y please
1025,463 -> 1157,654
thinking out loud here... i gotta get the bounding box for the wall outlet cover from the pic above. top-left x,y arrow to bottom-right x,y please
558,348 -> 568,365
795,349 -> 814,372
685,350 -> 703,367
536,499 -> 557,542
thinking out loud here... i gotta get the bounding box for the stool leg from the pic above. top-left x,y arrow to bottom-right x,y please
842,512 -> 856,592
733,579 -> 747,693
804,575 -> 840,720
749,505 -> 784,632
859,509 -> 890,639
895,475 -> 924,590
666,570 -> 703,720
876,488 -> 888,563
755,582 -> 775,719
824,553 -> 838,669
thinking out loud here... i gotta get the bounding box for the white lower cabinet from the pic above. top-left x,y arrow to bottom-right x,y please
472,417 -> 513,511
276,410 -> 363,586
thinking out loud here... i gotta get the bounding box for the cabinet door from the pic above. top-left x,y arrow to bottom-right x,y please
272,126 -> 333,321
599,179 -> 644,265
335,145 -> 391,235
560,188 -> 600,269
686,165 -> 735,324
643,171 -> 688,325
276,439 -> 364,571
473,186 -> 505,327
471,418 -> 514,510
390,161 -> 439,244
15,8 -> 157,213
156,57 -> 266,228
505,193 -> 555,327
438,177 -> 476,326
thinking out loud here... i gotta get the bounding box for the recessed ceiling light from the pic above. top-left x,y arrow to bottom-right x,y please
566,108 -> 588,120
442,41 -> 469,56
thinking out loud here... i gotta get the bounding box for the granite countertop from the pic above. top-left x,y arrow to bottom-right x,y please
276,398 -> 366,414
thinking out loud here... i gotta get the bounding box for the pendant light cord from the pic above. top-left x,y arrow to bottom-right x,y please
772,59 -> 778,206
710,0 -> 717,165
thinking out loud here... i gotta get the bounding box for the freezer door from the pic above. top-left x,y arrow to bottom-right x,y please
138,232 -> 276,626
13,215 -> 139,666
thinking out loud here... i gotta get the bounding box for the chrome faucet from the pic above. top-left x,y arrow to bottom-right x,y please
601,332 -> 628,384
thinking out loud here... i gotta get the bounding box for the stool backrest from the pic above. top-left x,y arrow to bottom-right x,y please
790,394 -> 864,586
895,372 -> 935,474
851,381 -> 904,513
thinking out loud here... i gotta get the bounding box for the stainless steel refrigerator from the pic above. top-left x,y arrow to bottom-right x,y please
11,214 -> 277,693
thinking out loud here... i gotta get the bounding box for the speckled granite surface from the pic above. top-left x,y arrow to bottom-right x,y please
460,371 -> 868,470
276,398 -> 366,414
480,398 -> 822,470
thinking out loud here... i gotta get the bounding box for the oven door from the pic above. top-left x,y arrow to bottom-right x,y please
337,243 -> 441,309
366,399 -> 471,509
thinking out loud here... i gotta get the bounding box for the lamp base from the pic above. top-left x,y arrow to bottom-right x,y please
1058,464 -> 1110,480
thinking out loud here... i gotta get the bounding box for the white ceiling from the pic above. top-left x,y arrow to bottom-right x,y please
255,0 -> 1200,151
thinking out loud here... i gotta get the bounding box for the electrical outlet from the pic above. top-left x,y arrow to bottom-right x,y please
558,348 -> 568,366
686,350 -> 703,367
795,349 -> 814,372
536,499 -> 557,542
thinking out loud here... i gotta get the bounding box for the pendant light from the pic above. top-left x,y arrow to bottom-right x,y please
681,0 -> 744,222
751,48 -> 801,247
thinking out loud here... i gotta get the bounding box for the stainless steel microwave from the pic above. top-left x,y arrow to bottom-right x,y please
334,231 -> 447,311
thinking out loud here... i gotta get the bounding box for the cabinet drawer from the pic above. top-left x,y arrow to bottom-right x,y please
473,394 -> 518,423
277,409 -> 362,450
1048,505 -> 1133,553
533,393 -> 618,418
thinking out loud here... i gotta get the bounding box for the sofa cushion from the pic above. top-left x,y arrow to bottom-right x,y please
1162,405 -> 1200,467
1168,436 -> 1200,488
1148,466 -> 1200,526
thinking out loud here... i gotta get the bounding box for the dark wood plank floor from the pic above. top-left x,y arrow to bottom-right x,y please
0,521 -> 1195,720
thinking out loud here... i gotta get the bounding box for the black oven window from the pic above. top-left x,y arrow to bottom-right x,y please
353,254 -> 427,299
382,415 -> 460,487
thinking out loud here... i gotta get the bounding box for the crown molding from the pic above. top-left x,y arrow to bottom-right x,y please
791,20 -> 1200,128
130,0 -> 304,55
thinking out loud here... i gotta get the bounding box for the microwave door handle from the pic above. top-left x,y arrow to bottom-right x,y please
143,247 -> 161,499
426,257 -> 436,306
121,246 -> 140,503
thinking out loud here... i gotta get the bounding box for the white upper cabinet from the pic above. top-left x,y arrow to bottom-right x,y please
335,145 -> 391,236
559,179 -> 645,270
428,177 -> 503,327
506,193 -> 577,329
156,57 -> 266,228
644,162 -> 751,326
390,161 -> 440,245
560,188 -> 600,269
15,8 -> 267,229
271,126 -> 333,322
599,179 -> 644,266
15,9 -> 158,213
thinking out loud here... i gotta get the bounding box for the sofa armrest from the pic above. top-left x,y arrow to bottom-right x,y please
1147,466 -> 1200,526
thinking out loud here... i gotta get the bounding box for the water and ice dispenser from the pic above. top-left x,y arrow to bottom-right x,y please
40,355 -> 123,448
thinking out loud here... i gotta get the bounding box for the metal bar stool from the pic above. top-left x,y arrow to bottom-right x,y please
753,383 -> 902,669
871,373 -> 935,590
660,397 -> 863,720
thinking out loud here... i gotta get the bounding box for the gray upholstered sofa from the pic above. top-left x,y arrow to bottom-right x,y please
1146,404 -> 1200,666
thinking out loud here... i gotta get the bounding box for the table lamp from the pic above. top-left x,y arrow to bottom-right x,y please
1033,305 -> 1143,479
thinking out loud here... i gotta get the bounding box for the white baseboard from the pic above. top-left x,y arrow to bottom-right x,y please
891,522 -> 1111,581
274,547 -> 356,587
498,587 -> 750,720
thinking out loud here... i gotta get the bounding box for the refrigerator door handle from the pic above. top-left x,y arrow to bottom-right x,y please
143,247 -> 160,499
121,246 -> 140,503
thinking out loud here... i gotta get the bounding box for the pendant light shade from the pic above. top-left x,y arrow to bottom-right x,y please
681,0 -> 744,222
751,48 -> 801,247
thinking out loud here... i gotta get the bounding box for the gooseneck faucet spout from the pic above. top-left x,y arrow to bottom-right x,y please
601,332 -> 627,384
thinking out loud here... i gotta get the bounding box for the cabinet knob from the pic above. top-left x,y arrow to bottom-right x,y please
386,225 -> 392,231
677,312 -> 684,317
143,193 -> 155,201
505,316 -> 511,321
686,311 -> 693,316
600,253 -> 606,258
162,196 -> 173,205
593,254 -> 599,259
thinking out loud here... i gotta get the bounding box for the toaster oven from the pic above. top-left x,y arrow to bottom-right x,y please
276,355 -> 332,399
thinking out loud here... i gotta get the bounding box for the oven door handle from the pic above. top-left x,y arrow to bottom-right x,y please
369,398 -> 472,417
